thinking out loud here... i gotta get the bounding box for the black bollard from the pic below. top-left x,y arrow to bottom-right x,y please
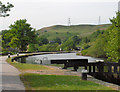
8,54 -> 10,58
73,66 -> 78,71
17,53 -> 19,56
11,58 -> 14,62
118,86 -> 120,90
82,69 -> 88,80
82,73 -> 87,80
62,63 -> 67,69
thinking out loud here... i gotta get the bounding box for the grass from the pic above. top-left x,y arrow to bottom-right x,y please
37,24 -> 111,41
20,73 -> 116,91
47,64 -> 64,67
6,58 -> 51,71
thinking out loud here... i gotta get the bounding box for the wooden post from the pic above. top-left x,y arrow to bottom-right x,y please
114,65 -> 117,73
97,65 -> 104,73
108,65 -> 112,73
85,66 -> 87,70
93,65 -> 95,73
73,66 -> 78,71
89,66 -> 91,73
97,62 -> 104,73
63,63 -> 67,69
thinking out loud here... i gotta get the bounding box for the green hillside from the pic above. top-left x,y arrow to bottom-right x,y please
36,24 -> 111,41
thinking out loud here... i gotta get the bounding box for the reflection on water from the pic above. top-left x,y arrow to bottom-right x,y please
16,53 -> 104,65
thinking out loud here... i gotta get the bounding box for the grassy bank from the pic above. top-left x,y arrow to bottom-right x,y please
37,24 -> 110,41
20,73 -> 115,91
7,58 -> 51,71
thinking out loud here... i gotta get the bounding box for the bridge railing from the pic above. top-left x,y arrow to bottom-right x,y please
86,61 -> 120,74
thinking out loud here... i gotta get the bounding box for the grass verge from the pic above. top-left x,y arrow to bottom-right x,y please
6,58 -> 51,71
20,73 -> 116,91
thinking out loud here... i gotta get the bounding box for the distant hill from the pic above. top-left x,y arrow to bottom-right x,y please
36,24 -> 111,41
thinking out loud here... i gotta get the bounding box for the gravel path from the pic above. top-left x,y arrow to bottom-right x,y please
0,55 -> 25,91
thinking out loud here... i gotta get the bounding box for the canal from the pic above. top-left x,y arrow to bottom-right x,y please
17,53 -> 104,64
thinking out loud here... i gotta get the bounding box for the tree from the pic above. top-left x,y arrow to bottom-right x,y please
6,19 -> 37,51
54,37 -> 61,44
82,37 -> 90,43
28,44 -> 39,52
0,1 -> 14,17
60,37 -> 76,51
104,12 -> 120,62
37,36 -> 49,46
73,35 -> 81,44
1,30 -> 10,48
87,34 -> 107,58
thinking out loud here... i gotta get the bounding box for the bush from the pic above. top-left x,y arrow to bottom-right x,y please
28,44 -> 39,52
81,49 -> 88,56
38,43 -> 59,51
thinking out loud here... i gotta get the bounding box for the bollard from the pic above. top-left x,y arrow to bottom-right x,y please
17,53 -> 19,56
73,66 -> 78,71
8,54 -> 10,58
11,58 -> 14,62
118,86 -> 120,90
81,69 -> 88,80
40,60 -> 42,64
63,63 -> 67,69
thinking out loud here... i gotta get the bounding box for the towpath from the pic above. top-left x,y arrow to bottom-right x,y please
0,55 -> 25,91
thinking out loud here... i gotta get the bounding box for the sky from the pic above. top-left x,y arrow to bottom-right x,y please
0,0 -> 119,31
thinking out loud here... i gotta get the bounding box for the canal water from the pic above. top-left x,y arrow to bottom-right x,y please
17,53 -> 104,64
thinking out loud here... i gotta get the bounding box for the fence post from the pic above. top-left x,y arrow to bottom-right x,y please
93,65 -> 95,72
73,66 -> 78,71
114,65 -> 117,73
108,65 -> 112,73
85,66 -> 87,70
97,62 -> 104,73
89,66 -> 91,73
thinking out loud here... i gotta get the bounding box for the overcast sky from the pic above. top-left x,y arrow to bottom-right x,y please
0,0 -> 119,31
